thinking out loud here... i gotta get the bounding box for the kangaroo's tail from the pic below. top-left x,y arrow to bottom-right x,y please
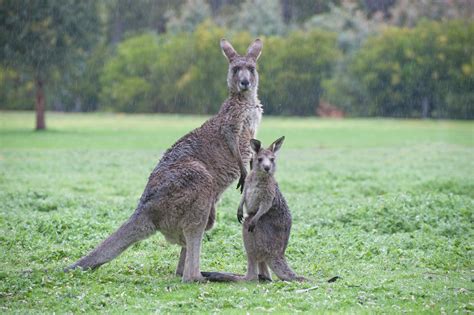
65,211 -> 156,271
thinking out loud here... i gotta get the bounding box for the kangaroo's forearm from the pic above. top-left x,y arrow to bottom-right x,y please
237,196 -> 245,223
229,139 -> 245,171
223,125 -> 245,171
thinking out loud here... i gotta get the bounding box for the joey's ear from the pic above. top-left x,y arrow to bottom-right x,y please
246,38 -> 262,61
269,136 -> 285,153
250,139 -> 261,153
221,39 -> 239,62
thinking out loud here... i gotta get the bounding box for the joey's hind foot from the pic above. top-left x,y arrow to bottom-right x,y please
295,276 -> 309,282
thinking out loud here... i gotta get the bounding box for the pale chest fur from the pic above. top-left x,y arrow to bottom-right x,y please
239,103 -> 263,164
243,104 -> 263,137
243,174 -> 275,216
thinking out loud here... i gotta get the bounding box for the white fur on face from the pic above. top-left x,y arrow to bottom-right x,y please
255,152 -> 275,175
238,69 -> 251,90
261,157 -> 272,171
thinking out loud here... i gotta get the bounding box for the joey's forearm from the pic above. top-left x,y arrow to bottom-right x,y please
248,202 -> 272,232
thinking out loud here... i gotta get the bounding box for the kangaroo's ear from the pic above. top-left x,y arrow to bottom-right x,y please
269,136 -> 285,153
246,38 -> 262,61
221,39 -> 239,62
250,139 -> 261,153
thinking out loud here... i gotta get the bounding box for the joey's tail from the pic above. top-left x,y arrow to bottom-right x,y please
65,211 -> 156,271
268,257 -> 306,281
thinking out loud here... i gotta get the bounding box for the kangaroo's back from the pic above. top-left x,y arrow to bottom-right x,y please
67,39 -> 265,283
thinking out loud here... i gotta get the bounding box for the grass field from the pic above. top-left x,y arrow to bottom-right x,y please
0,111 -> 473,313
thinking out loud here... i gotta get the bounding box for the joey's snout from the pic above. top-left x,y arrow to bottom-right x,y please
263,165 -> 271,172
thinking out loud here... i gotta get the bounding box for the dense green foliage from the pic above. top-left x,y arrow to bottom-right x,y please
0,0 -> 100,128
99,24 -> 339,115
259,30 -> 339,115
0,1 -> 472,119
325,20 -> 474,119
0,112 -> 472,312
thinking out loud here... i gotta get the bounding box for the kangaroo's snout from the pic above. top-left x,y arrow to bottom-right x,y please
240,79 -> 250,89
263,165 -> 270,172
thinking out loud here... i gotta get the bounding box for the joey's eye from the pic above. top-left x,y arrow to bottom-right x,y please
232,66 -> 240,74
270,158 -> 275,162
248,66 -> 255,73
258,158 -> 263,163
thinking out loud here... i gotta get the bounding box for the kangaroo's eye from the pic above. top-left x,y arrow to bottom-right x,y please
232,66 -> 240,74
248,66 -> 255,73
270,158 -> 275,162
258,158 -> 263,163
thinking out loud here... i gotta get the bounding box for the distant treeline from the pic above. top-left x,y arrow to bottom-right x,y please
1,0 -> 473,119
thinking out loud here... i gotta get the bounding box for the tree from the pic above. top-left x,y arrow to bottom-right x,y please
233,0 -> 286,36
259,30 -> 340,115
100,33 -> 160,112
325,20 -> 474,119
0,0 -> 99,130
105,0 -> 184,44
166,0 -> 211,34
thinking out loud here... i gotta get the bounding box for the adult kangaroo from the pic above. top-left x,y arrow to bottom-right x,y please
66,39 -> 263,282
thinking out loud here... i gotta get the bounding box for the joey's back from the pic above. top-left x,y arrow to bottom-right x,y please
238,137 -> 306,282
242,137 -> 292,249
204,137 -> 307,282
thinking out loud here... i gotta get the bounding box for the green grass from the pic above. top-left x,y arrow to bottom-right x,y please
0,111 -> 473,313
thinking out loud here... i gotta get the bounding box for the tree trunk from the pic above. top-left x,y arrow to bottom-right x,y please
280,0 -> 292,24
35,77 -> 46,130
421,97 -> 430,119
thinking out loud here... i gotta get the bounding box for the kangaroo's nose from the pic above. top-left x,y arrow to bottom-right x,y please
263,166 -> 270,172
240,80 -> 250,88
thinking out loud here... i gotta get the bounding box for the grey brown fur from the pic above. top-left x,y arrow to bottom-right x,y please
204,137 -> 306,282
66,39 -> 263,282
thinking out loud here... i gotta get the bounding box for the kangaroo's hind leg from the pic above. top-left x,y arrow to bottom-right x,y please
175,247 -> 186,277
205,203 -> 216,231
182,226 -> 206,282
268,256 -> 306,281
